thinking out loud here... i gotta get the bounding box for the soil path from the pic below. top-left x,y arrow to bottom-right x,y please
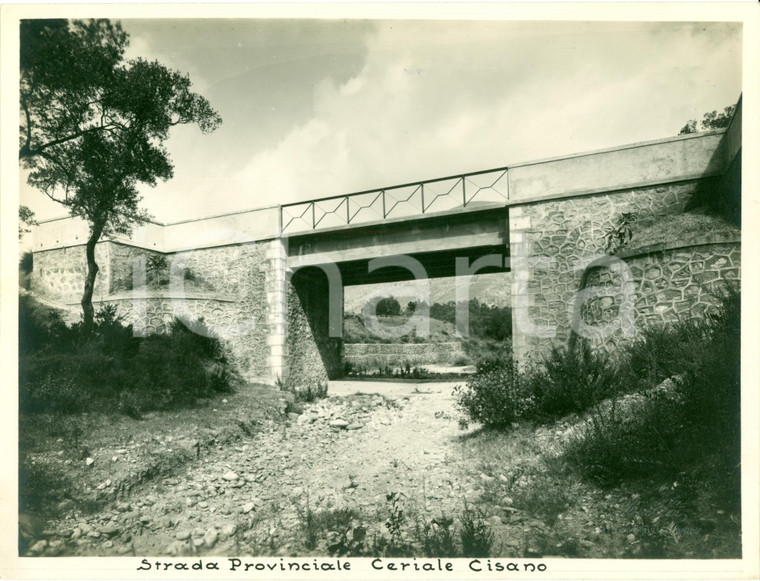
39,381 -> 486,556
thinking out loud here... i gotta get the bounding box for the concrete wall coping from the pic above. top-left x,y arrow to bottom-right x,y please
615,234 -> 741,261
508,129 -> 725,169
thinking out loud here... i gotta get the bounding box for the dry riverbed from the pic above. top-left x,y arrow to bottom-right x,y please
20,381 -> 739,558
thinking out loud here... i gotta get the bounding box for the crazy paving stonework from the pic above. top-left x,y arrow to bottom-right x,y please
508,180 -> 734,362
581,241 -> 740,350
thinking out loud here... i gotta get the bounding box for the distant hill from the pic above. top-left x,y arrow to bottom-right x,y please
344,272 -> 511,315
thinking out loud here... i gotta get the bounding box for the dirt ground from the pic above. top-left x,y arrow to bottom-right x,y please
25,381 -> 491,557
23,380 -> 740,559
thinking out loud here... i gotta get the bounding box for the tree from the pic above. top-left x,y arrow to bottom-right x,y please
19,205 -> 37,239
20,19 -> 221,332
376,296 -> 402,317
679,105 -> 736,135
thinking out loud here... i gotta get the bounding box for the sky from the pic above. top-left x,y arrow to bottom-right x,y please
20,18 -> 742,224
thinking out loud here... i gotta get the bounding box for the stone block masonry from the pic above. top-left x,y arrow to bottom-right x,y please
344,342 -> 467,368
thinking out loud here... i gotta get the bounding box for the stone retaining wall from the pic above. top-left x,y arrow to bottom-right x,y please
580,239 -> 740,350
509,181 -> 702,362
344,341 -> 467,368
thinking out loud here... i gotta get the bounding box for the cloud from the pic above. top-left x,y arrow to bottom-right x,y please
220,21 -> 741,213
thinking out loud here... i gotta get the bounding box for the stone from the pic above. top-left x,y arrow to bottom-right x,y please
626,533 -> 636,543
85,457 -> 95,466
329,419 -> 349,429
198,501 -> 209,509
346,422 -> 363,430
241,502 -> 255,514
175,530 -> 191,541
223,471 -> 239,481
221,524 -> 237,539
204,529 -> 219,548
29,540 -> 48,554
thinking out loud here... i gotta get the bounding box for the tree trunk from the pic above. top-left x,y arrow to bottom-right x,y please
81,223 -> 104,334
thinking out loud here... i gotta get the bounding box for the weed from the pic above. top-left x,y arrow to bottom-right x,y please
384,492 -> 406,554
459,505 -> 494,557
604,212 -> 637,253
509,475 -> 574,526
414,515 -> 458,557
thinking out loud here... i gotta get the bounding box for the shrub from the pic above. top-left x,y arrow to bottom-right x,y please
454,355 -> 534,427
19,306 -> 236,416
566,288 -> 741,495
528,342 -> 620,419
18,294 -> 69,356
459,506 -> 494,557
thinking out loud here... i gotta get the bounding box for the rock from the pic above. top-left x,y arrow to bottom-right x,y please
166,540 -> 187,556
329,419 -> 349,429
626,533 -> 636,543
221,524 -> 237,539
175,530 -> 191,541
56,499 -> 75,512
116,502 -> 131,512
204,529 -> 219,548
185,498 -> 197,507
525,547 -> 543,558
100,524 -> 120,537
193,538 -> 204,548
346,422 -> 363,430
85,457 -> 95,466
222,470 -> 239,481
103,540 -> 113,548
241,503 -> 255,514
29,540 -> 48,554
198,501 -> 208,509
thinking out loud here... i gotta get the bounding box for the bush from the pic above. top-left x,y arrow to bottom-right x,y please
18,294 -> 69,356
528,342 -> 621,419
454,355 -> 534,427
565,288 -> 741,495
19,302 -> 236,416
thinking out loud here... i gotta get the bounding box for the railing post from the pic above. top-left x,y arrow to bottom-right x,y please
462,176 -> 466,207
421,184 -> 425,213
382,191 -> 386,218
311,202 -> 316,229
346,197 -> 350,225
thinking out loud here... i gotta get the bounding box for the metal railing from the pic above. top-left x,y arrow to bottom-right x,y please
280,166 -> 509,234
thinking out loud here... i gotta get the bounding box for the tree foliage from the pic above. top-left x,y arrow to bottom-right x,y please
19,19 -> 222,331
19,205 -> 37,239
678,105 -> 736,135
375,296 -> 402,317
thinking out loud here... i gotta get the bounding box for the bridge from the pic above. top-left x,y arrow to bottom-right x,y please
31,99 -> 742,385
